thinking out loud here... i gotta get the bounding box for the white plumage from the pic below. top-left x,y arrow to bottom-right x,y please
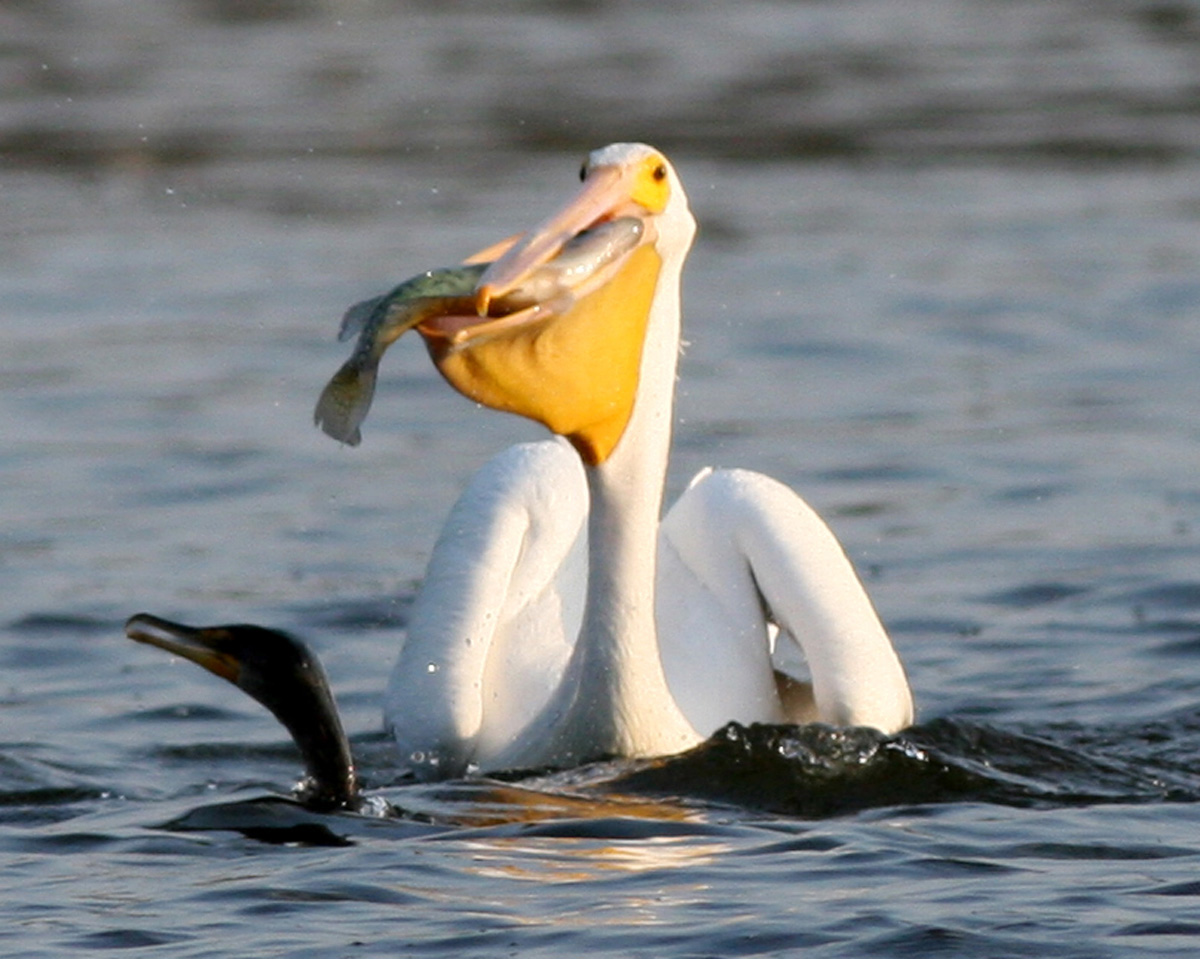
385,144 -> 912,778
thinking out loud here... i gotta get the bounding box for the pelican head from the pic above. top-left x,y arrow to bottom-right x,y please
417,143 -> 696,465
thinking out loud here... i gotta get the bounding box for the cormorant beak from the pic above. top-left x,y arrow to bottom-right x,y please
125,613 -> 242,685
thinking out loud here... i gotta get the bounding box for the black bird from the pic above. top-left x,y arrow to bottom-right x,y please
125,614 -> 359,811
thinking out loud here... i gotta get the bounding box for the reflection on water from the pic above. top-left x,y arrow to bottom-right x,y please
459,834 -> 732,884
391,779 -> 700,829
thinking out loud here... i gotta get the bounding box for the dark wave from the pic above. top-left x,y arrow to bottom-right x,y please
606,718 -> 1200,817
43,712 -> 1194,847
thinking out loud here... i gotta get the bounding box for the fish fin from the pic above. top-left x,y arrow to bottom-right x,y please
314,360 -> 379,447
463,232 -> 523,265
338,295 -> 384,343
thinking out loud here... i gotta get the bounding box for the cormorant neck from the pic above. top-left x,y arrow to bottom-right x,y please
124,615 -> 363,811
275,683 -> 359,811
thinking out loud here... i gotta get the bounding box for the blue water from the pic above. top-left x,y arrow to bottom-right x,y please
5,2 -> 1200,956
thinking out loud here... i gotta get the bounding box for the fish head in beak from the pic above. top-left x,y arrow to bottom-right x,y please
418,144 -> 692,465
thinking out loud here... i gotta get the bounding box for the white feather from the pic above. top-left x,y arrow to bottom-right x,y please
385,144 -> 912,779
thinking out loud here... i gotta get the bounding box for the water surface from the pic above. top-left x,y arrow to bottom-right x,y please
4,2 -> 1200,956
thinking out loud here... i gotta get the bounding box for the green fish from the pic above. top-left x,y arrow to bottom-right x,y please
313,266 -> 486,446
314,216 -> 644,446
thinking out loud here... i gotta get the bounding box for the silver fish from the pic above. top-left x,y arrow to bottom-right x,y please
314,216 -> 643,446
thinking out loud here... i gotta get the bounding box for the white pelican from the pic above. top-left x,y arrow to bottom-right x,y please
384,143 -> 913,779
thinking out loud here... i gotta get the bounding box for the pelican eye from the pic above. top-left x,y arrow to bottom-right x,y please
652,164 -> 667,182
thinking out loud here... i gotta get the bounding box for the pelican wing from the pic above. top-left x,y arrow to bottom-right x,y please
658,468 -> 913,736
386,439 -> 587,778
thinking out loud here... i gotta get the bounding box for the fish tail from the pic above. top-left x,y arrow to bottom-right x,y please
313,359 -> 379,447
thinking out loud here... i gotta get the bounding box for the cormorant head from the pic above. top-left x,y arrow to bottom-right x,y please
125,613 -> 358,811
